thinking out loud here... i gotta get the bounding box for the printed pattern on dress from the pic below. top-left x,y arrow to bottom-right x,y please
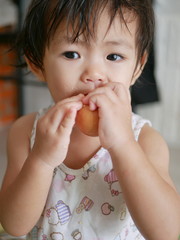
28,110 -> 150,240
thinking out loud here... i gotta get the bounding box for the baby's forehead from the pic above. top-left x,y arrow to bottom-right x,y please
49,7 -> 138,46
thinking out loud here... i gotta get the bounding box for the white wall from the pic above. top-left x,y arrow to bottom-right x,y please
137,0 -> 180,148
22,73 -> 52,114
21,0 -> 53,114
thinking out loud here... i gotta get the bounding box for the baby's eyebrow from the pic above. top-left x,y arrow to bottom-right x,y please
51,35 -> 73,45
103,40 -> 133,50
51,36 -> 90,48
52,36 -> 133,50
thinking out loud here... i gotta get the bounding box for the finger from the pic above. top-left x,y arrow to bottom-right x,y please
38,101 -> 82,133
58,107 -> 77,135
87,94 -> 112,114
59,93 -> 84,105
82,86 -> 117,106
52,102 -> 83,131
106,82 -> 131,104
44,93 -> 84,118
43,93 -> 83,122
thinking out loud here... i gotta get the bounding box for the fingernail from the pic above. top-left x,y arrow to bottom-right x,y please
78,93 -> 84,98
82,96 -> 88,104
89,101 -> 97,111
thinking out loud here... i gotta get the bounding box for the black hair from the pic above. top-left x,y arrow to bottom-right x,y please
15,0 -> 154,70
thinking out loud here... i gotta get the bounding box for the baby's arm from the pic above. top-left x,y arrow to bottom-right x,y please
84,83 -> 180,240
110,125 -> 180,240
0,95 -> 83,237
0,113 -> 54,236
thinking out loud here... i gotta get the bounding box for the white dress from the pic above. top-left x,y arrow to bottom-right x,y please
27,107 -> 151,240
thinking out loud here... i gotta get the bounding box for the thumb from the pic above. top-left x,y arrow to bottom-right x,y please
106,82 -> 131,104
58,107 -> 77,134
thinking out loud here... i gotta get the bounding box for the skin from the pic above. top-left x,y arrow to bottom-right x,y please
0,8 -> 180,240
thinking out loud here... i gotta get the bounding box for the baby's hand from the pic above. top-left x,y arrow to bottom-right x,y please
83,83 -> 134,150
30,94 -> 83,168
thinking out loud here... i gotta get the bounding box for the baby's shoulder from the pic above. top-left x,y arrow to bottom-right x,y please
138,124 -> 169,165
8,112 -> 37,145
137,123 -> 176,190
5,113 -> 38,184
132,113 -> 167,155
138,123 -> 167,149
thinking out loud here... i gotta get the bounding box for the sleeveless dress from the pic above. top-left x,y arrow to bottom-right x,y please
27,107 -> 151,240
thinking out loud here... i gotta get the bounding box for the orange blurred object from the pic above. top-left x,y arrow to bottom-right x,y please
0,43 -> 18,125
0,80 -> 18,125
0,44 -> 17,76
76,105 -> 99,137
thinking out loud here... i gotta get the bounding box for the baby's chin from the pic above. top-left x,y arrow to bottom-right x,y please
76,105 -> 99,137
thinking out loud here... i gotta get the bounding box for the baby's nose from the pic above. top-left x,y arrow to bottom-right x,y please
85,76 -> 104,88
81,68 -> 108,87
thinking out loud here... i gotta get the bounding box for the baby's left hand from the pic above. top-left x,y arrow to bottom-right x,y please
82,82 -> 135,150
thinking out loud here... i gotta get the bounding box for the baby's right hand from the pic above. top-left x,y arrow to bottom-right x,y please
30,94 -> 83,169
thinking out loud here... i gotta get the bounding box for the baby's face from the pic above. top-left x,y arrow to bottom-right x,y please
40,8 -> 141,103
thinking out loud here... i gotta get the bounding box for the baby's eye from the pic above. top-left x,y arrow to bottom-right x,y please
63,51 -> 80,59
107,54 -> 123,61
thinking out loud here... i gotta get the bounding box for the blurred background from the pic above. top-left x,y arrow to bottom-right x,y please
0,0 -> 180,237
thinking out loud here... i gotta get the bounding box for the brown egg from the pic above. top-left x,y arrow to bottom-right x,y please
76,105 -> 99,136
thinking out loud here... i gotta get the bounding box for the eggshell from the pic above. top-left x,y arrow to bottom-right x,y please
76,105 -> 99,136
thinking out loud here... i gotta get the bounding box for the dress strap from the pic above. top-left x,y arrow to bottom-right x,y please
30,107 -> 50,150
132,113 -> 152,141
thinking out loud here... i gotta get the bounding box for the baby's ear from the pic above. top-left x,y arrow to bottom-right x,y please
25,56 -> 45,81
131,52 -> 148,85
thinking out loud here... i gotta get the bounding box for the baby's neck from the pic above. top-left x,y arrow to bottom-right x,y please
63,126 -> 101,169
